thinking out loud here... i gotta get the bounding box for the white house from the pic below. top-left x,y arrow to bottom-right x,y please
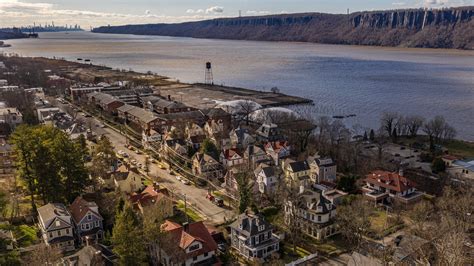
113,166 -> 144,194
37,203 -> 75,251
254,163 -> 279,195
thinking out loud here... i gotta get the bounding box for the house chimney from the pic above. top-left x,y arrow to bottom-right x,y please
299,185 -> 305,194
85,236 -> 91,246
167,95 -> 171,101
183,222 -> 189,233
398,168 -> 404,177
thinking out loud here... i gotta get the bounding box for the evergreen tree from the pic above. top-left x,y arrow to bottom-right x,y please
200,139 -> 219,160
11,125 -> 89,205
363,131 -> 368,141
369,129 -> 375,141
112,204 -> 147,265
10,125 -> 39,212
90,135 -> 117,181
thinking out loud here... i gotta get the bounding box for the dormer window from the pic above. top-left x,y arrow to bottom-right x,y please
258,225 -> 265,231
189,243 -> 201,252
87,214 -> 92,220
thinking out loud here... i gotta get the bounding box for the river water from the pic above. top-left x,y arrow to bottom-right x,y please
3,31 -> 474,140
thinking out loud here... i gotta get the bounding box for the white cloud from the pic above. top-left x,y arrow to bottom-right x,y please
0,0 -> 227,28
423,0 -> 470,6
392,2 -> 406,6
246,10 -> 271,15
206,6 -> 224,14
186,9 -> 205,14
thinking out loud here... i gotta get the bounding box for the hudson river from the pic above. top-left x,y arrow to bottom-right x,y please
3,32 -> 474,140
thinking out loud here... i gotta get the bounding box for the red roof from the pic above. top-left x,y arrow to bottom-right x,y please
69,197 -> 102,223
265,141 -> 289,153
223,148 -> 243,160
442,154 -> 459,161
161,220 -> 218,259
365,170 -> 416,193
129,185 -> 169,208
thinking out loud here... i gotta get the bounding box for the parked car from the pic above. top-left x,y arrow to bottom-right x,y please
181,179 -> 190,185
217,243 -> 226,252
213,197 -> 224,207
131,159 -> 137,165
175,175 -> 182,181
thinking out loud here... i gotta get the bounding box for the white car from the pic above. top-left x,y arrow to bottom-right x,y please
137,163 -> 143,168
181,179 -> 190,185
131,160 -> 137,165
118,150 -> 124,155
175,175 -> 182,181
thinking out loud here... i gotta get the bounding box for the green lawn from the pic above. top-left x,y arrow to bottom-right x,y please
281,244 -> 311,263
176,200 -> 202,222
444,139 -> 474,158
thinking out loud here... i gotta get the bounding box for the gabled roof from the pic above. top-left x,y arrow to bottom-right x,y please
315,157 -> 336,167
37,203 -> 72,230
222,148 -> 243,160
129,185 -> 170,208
265,141 -> 290,153
288,160 -> 310,173
254,163 -> 276,178
194,153 -> 219,165
365,171 -> 417,193
69,197 -> 102,224
297,189 -> 334,214
161,220 -> 218,259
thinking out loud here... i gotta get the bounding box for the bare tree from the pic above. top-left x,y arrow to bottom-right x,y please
405,115 -> 425,137
380,112 -> 401,138
336,197 -> 372,252
23,243 -> 62,265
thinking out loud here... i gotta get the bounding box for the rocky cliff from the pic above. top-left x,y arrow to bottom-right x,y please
93,6 -> 474,49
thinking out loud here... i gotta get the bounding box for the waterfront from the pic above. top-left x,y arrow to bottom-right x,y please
3,31 -> 474,140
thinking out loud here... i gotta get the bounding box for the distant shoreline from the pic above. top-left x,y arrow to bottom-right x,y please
93,6 -> 474,50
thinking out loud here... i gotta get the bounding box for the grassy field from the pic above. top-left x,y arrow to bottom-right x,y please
444,139 -> 474,158
370,210 -> 388,233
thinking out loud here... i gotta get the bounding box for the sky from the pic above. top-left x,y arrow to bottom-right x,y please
0,0 -> 472,29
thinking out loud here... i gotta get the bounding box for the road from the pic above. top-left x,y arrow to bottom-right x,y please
72,108 -> 236,225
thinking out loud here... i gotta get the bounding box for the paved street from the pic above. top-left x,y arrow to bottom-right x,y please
78,111 -> 236,225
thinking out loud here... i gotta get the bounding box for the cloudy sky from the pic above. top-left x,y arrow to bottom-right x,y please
0,0 -> 471,29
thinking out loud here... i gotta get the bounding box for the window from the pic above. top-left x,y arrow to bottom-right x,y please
204,252 -> 208,257
49,232 -> 53,238
317,216 -> 321,222
87,214 -> 92,220
193,256 -> 197,261
66,229 -> 69,234
58,230 -> 61,236
258,225 -> 265,231
85,223 -> 90,230
189,244 -> 200,252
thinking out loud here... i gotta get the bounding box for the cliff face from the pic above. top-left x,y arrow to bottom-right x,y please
93,6 -> 474,49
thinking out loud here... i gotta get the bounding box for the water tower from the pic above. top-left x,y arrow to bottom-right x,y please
205,62 -> 214,85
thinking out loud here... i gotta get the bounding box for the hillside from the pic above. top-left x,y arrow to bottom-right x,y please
0,30 -> 27,40
93,6 -> 474,49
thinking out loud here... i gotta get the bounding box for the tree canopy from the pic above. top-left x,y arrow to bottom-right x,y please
10,125 -> 89,208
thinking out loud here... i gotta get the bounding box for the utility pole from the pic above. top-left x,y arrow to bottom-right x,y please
183,194 -> 189,223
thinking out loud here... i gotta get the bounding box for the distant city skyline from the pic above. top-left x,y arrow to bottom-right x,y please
0,0 -> 472,28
